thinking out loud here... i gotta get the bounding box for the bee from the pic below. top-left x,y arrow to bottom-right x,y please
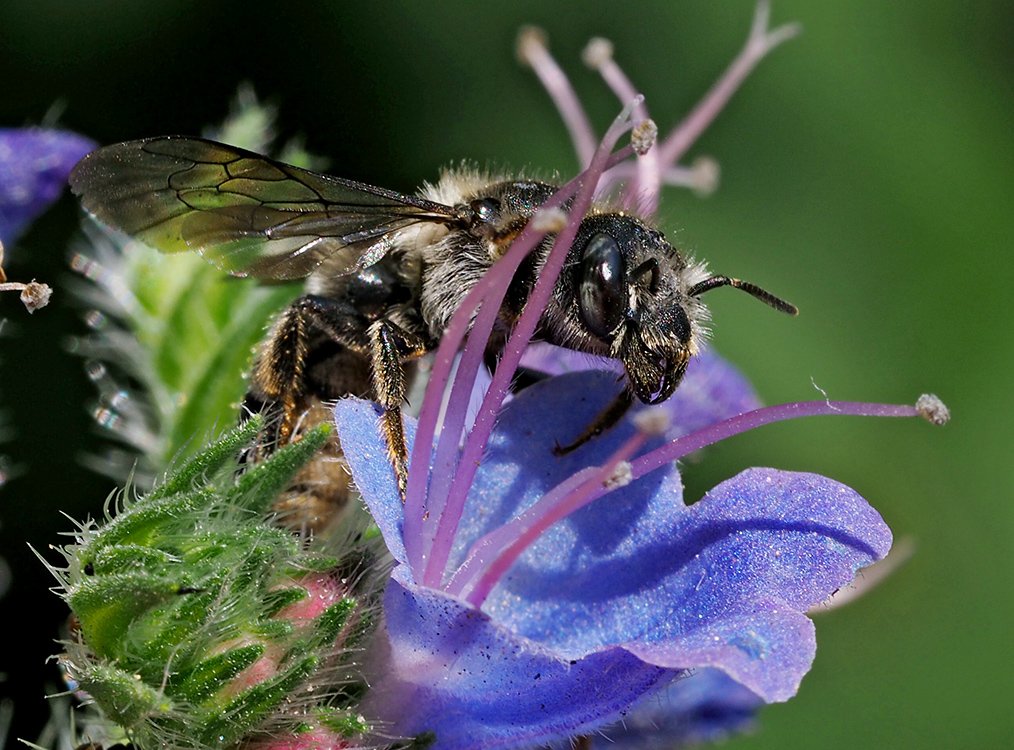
70,136 -> 796,531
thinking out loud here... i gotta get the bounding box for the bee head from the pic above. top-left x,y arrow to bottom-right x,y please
567,214 -> 797,404
612,261 -> 697,404
563,215 -> 693,403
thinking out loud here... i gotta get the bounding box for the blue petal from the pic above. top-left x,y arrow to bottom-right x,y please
0,128 -> 96,247
334,398 -> 412,565
364,572 -> 674,750
480,462 -> 890,701
336,371 -> 892,744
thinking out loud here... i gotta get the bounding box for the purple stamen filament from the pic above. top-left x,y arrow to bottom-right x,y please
418,101 -> 642,588
445,397 -> 922,607
401,5 -> 809,593
402,147 -> 630,572
656,3 -> 800,169
630,399 -> 919,479
449,430 -> 649,605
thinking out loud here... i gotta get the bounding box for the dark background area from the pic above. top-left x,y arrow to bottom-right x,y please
1,1 -> 1011,747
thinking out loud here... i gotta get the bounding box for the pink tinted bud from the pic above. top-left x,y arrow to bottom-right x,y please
246,728 -> 354,750
274,572 -> 349,625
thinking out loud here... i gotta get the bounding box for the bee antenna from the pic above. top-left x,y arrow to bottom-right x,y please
689,275 -> 798,315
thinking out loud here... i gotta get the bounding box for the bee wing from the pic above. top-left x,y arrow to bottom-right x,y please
69,136 -> 461,280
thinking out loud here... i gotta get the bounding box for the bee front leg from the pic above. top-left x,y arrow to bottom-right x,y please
553,388 -> 634,456
368,320 -> 428,499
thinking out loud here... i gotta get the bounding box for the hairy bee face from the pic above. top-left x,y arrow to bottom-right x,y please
615,292 -> 694,404
555,214 -> 709,404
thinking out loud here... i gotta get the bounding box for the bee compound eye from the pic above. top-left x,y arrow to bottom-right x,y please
577,232 -> 626,339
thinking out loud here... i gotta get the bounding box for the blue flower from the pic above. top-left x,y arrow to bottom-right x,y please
328,16 -> 945,744
0,127 -> 96,247
334,362 -> 893,750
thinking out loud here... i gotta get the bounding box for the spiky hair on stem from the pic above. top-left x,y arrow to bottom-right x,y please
42,419 -> 385,750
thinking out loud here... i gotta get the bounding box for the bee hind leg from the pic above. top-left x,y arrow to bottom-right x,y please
246,294 -> 378,533
251,294 -> 370,443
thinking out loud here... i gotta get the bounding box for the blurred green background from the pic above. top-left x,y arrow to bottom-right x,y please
0,0 -> 1010,747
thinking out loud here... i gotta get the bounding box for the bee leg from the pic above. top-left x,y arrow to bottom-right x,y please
368,319 -> 428,500
251,294 -> 368,446
247,301 -> 312,459
553,388 -> 634,456
247,294 -> 383,534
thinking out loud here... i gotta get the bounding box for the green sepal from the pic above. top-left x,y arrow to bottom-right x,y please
311,598 -> 357,647
68,571 -> 187,657
86,488 -> 216,550
88,543 -> 178,577
172,643 -> 266,704
277,597 -> 357,666
316,706 -> 371,738
251,618 -> 295,641
288,553 -> 342,574
150,415 -> 263,499
182,525 -> 299,572
224,424 -> 331,513
127,588 -> 221,671
197,654 -> 317,747
72,661 -> 175,728
261,586 -> 308,619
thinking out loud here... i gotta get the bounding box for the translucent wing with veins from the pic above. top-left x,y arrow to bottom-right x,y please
69,136 -> 461,280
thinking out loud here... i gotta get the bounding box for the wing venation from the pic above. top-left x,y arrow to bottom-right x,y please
69,135 -> 462,279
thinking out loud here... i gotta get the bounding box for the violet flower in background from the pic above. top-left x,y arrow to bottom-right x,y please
0,127 -> 95,313
602,668 -> 764,749
0,127 -> 95,247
